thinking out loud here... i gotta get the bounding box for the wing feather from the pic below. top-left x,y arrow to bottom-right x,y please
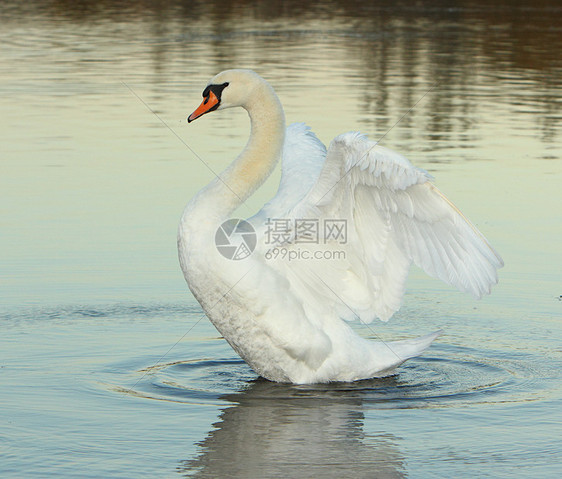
252,129 -> 503,325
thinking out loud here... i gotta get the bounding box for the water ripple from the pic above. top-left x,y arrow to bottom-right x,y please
114,344 -> 558,409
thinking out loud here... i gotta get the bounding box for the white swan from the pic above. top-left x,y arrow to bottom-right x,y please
179,69 -> 503,384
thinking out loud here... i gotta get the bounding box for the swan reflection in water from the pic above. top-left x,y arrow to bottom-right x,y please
179,377 -> 405,478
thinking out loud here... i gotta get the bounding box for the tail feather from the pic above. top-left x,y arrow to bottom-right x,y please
388,329 -> 442,361
369,330 -> 442,378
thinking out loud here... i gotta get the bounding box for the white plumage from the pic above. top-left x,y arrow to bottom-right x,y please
179,69 -> 503,384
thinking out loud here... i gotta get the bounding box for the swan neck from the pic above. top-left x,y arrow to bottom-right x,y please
210,83 -> 285,217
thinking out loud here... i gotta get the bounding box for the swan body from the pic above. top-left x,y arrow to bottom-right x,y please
178,69 -> 503,384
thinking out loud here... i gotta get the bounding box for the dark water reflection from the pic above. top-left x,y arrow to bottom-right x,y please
2,0 -> 560,146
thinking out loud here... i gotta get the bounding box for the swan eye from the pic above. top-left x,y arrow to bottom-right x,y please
202,82 -> 229,101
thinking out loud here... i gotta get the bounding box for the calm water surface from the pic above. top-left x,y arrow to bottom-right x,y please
1,1 -> 561,477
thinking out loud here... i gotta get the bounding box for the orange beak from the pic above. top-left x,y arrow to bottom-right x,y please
188,91 -> 220,123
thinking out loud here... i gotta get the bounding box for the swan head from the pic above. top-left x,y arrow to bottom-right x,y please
187,69 -> 265,122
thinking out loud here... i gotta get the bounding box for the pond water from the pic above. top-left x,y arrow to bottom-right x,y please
1,1 -> 561,477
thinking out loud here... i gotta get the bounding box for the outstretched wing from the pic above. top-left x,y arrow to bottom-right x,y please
254,131 -> 503,323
